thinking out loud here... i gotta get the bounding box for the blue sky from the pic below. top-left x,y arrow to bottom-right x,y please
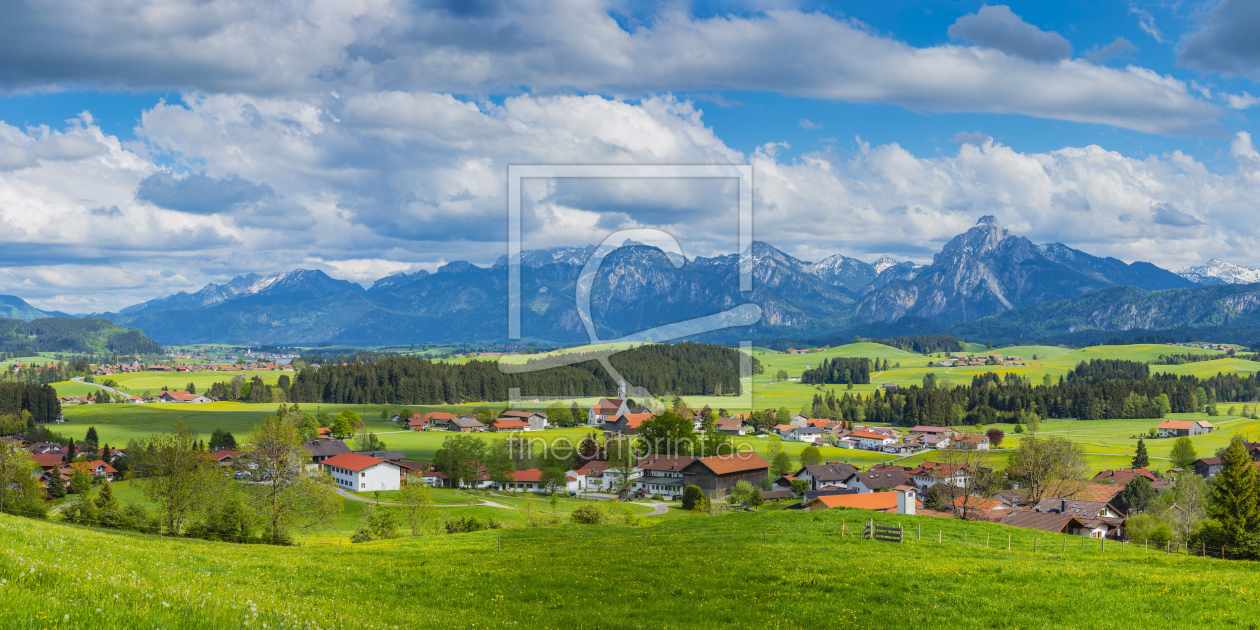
1,0 -> 1259,311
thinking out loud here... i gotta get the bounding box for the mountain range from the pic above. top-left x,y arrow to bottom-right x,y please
2,216 -> 1259,346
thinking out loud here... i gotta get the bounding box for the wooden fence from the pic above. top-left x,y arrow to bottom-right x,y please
863,519 -> 902,543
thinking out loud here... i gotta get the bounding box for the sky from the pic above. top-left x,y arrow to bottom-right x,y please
3,0 -> 1260,312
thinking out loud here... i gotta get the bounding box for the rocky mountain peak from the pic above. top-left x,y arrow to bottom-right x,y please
1176,258 -> 1260,285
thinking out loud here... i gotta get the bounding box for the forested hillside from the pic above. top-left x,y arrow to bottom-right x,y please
0,318 -> 161,355
0,382 -> 61,423
284,343 -> 756,404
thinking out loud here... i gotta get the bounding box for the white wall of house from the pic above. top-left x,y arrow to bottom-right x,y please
326,462 -> 400,491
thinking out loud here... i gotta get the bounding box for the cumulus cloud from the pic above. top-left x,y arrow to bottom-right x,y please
798,119 -> 822,129
948,5 -> 1072,62
1151,203 -> 1203,227
137,172 -> 274,214
0,0 -> 1224,137
1178,0 -> 1260,78
1224,92 -> 1260,110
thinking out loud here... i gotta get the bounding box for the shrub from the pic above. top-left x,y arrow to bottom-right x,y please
681,485 -> 705,510
650,494 -> 664,501
1124,513 -> 1172,545
747,489 -> 764,508
570,504 -> 609,525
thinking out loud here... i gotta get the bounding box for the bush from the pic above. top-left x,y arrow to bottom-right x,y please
443,515 -> 502,534
747,489 -> 764,508
650,494 -> 664,501
570,504 -> 609,525
681,485 -> 705,510
1124,513 -> 1172,545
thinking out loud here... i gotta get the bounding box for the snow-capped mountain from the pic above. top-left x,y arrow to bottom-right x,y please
1175,259 -> 1260,285
120,269 -> 364,314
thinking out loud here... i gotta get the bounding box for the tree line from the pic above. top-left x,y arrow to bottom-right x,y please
800,357 -> 872,385
282,343 -> 756,405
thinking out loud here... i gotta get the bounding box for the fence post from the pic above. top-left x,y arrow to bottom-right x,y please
1007,534 -> 1010,551
644,533 -> 647,549
964,530 -> 967,545
899,523 -> 903,544
917,523 -> 921,541
1062,536 -> 1065,552
938,530 -> 941,544
763,529 -> 766,545
1203,542 -> 1206,557
1101,537 -> 1105,552
986,533 -> 989,548
337,540 -> 341,555
498,535 -> 501,552
1166,542 -> 1169,557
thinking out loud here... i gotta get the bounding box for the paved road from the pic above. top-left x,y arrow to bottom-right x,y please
71,377 -> 130,399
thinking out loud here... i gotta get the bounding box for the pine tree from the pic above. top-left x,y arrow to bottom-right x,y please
1208,437 -> 1260,545
84,427 -> 99,448
1132,439 -> 1150,469
47,472 -> 66,499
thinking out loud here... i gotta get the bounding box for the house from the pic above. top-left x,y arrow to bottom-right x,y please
909,462 -> 975,490
603,413 -> 653,435
1193,457 -> 1223,478
920,434 -> 952,449
1091,468 -> 1158,486
406,416 -> 430,431
589,398 -> 629,424
448,417 -> 485,432
489,418 -> 531,432
804,486 -> 919,514
1157,419 -> 1214,438
950,496 -> 1013,519
714,418 -> 746,436
302,439 -> 351,465
502,469 -> 574,493
571,460 -> 613,491
785,426 -> 825,443
803,487 -> 859,502
909,426 -> 954,438
633,455 -> 698,499
793,463 -> 859,491
847,469 -> 915,493
417,471 -> 447,487
849,431 -> 895,451
679,452 -> 770,497
155,390 -> 212,404
1033,498 -> 1127,538
950,433 -> 990,451
30,452 -> 66,472
211,450 -> 241,466
68,460 -> 118,481
1000,511 -> 1088,534
321,452 -> 401,492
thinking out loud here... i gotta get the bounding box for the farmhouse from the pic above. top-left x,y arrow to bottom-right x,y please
715,418 -> 746,435
500,411 -> 548,431
804,486 -> 919,514
156,390 -> 212,404
1092,468 -> 1157,485
679,452 -> 770,497
1000,511 -> 1087,534
1157,419 -> 1214,438
909,462 -> 975,490
321,452 -> 401,492
503,469 -> 576,493
489,418 -> 531,432
1193,457 -> 1223,478
950,433 -> 990,451
846,469 -> 915,493
633,454 -> 697,498
1034,498 -> 1127,538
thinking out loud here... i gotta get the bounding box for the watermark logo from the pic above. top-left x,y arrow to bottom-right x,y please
501,165 -> 761,407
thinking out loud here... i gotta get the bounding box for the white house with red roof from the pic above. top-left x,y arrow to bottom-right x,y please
156,390 -> 212,404
321,452 -> 401,491
588,398 -> 629,424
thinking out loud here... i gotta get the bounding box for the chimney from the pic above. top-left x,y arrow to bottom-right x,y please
1061,498 -> 1067,513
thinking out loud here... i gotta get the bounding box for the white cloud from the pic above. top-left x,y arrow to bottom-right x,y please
948,5 -> 1071,62
0,1 -> 1225,137
1224,92 -> 1260,110
1130,4 -> 1165,43
798,119 -> 822,129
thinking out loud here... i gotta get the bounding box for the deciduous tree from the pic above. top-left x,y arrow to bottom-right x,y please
1005,435 -> 1086,505
1170,436 -> 1198,470
243,413 -> 342,544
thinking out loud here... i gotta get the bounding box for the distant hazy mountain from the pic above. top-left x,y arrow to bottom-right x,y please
0,295 -> 51,321
954,283 -> 1260,342
856,216 -> 1192,326
1176,259 -> 1260,285
72,219 -> 1230,345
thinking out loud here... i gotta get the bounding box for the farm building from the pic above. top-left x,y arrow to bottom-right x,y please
321,452 -> 401,492
679,452 -> 770,497
1157,419 -> 1214,438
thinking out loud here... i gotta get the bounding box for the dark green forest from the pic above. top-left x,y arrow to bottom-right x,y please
0,382 -> 62,424
0,318 -> 162,355
279,342 -> 757,404
800,357 -> 872,385
802,359 -> 1260,426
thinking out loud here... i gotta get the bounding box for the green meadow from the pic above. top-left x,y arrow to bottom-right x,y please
1,507 -> 1255,629
103,369 -> 288,395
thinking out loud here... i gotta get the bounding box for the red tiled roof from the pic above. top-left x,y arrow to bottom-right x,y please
849,431 -> 890,440
213,450 -> 241,461
509,469 -> 545,483
321,452 -> 392,472
30,453 -> 64,468
807,493 -> 920,511
1158,419 -> 1212,430
492,418 -> 530,429
612,413 -> 653,429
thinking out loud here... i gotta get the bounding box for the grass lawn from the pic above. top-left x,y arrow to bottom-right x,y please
51,380 -> 110,397
105,369 -> 289,395
2,507 -> 1257,628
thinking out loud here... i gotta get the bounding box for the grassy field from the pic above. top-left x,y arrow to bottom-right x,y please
1,507 -> 1256,628
104,369 -> 289,395
50,380 -> 109,397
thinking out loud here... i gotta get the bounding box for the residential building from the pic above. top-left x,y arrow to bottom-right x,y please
321,452 -> 401,492
1157,419 -> 1214,438
715,418 -> 746,436
847,468 -> 915,493
804,486 -> 919,514
950,433 -> 990,451
603,413 -> 653,435
849,431 -> 895,451
156,390 -> 212,404
633,454 -> 697,498
302,439 -> 351,465
1033,498 -> 1127,538
793,463 -> 859,490
1000,511 -> 1087,534
1091,468 -> 1158,486
489,418 -> 531,432
909,462 -> 975,490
